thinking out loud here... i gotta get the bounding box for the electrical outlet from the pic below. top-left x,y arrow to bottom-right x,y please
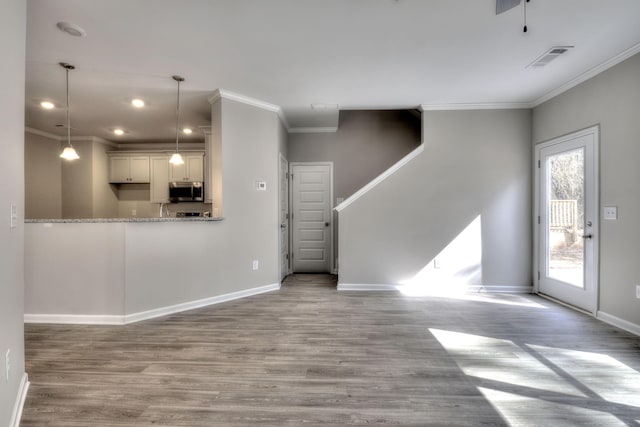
5,349 -> 10,382
252,260 -> 259,270
604,206 -> 618,220
636,284 -> 640,299
131,209 -> 137,217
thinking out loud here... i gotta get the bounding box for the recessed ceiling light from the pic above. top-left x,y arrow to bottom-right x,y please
182,128 -> 193,134
131,99 -> 145,108
56,21 -> 87,37
40,101 -> 55,109
113,129 -> 125,136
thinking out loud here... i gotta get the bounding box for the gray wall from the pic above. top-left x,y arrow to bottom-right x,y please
61,139 -> 94,218
288,110 -> 421,203
532,52 -> 640,326
25,223 -> 126,316
25,98 -> 283,318
124,97 -> 281,314
338,109 -> 532,289
0,0 -> 26,423
25,132 -> 62,219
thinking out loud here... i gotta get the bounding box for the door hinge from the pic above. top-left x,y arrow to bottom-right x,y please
538,160 -> 541,168
538,271 -> 540,280
286,253 -> 289,260
285,172 -> 289,179
286,213 -> 289,220
538,215 -> 540,225
290,173 -> 293,179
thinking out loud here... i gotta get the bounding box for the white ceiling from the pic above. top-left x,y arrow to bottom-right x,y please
25,0 -> 640,142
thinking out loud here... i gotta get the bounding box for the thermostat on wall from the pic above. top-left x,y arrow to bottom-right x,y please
256,180 -> 267,191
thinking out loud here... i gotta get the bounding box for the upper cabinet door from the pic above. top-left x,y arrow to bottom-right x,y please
109,155 -> 150,183
129,157 -> 150,183
186,155 -> 204,181
169,161 -> 187,182
170,154 -> 204,181
109,157 -> 132,183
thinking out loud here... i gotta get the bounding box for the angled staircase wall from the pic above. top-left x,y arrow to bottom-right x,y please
337,109 -> 533,291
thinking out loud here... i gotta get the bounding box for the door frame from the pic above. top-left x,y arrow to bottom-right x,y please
289,161 -> 334,274
533,125 -> 600,314
278,153 -> 290,281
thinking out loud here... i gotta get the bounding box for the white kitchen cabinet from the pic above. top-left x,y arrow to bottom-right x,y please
109,155 -> 150,183
170,154 -> 204,182
150,156 -> 170,203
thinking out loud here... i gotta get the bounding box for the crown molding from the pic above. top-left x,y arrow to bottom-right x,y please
420,102 -> 532,111
209,88 -> 290,131
25,127 -> 62,141
532,41 -> 640,107
25,128 -> 118,147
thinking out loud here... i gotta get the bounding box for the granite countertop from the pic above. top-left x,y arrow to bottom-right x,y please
25,217 -> 224,223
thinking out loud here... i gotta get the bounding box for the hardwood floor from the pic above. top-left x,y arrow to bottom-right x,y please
22,274 -> 640,426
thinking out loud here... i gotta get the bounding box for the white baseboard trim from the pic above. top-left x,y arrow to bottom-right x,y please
338,283 -> 533,293
337,283 -> 399,291
24,283 -> 281,326
124,283 -> 281,324
10,373 -> 29,427
467,285 -> 533,294
596,311 -> 640,337
24,314 -> 125,325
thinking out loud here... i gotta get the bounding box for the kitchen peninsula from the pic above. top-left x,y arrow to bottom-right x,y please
24,93 -> 286,335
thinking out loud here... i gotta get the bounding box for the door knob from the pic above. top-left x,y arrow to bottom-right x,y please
325,222 -> 330,227
280,223 -> 286,229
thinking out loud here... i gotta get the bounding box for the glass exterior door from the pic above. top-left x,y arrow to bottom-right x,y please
537,127 -> 598,313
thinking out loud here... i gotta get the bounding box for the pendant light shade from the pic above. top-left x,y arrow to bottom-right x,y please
169,152 -> 184,165
60,146 -> 80,160
59,62 -> 79,160
170,75 -> 185,165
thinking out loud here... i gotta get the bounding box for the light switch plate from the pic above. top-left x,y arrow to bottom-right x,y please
10,203 -> 17,229
604,206 -> 617,220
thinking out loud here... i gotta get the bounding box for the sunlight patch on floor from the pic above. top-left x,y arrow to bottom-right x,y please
430,329 -> 585,397
431,328 -> 640,426
478,387 -> 628,427
527,344 -> 640,408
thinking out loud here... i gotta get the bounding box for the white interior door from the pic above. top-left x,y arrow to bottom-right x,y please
279,154 -> 289,281
536,126 -> 599,313
291,163 -> 333,273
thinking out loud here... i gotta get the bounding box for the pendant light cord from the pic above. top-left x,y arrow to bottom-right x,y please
173,75 -> 184,154
60,62 -> 75,147
66,66 -> 71,146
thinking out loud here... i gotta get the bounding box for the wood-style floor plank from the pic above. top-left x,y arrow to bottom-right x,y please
21,274 -> 640,426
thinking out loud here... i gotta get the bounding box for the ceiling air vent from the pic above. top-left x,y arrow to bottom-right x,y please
527,46 -> 574,68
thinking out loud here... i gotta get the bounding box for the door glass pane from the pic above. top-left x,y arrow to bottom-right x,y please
546,148 -> 584,288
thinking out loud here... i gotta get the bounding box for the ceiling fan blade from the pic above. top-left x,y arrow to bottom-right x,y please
496,0 -> 521,15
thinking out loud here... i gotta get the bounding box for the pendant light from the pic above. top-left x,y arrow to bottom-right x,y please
59,62 -> 79,160
169,75 -> 185,165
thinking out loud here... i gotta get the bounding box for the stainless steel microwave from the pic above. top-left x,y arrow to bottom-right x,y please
169,181 -> 204,203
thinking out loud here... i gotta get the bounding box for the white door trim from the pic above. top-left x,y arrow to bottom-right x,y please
289,161 -> 334,273
533,125 -> 600,314
278,153 -> 290,280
